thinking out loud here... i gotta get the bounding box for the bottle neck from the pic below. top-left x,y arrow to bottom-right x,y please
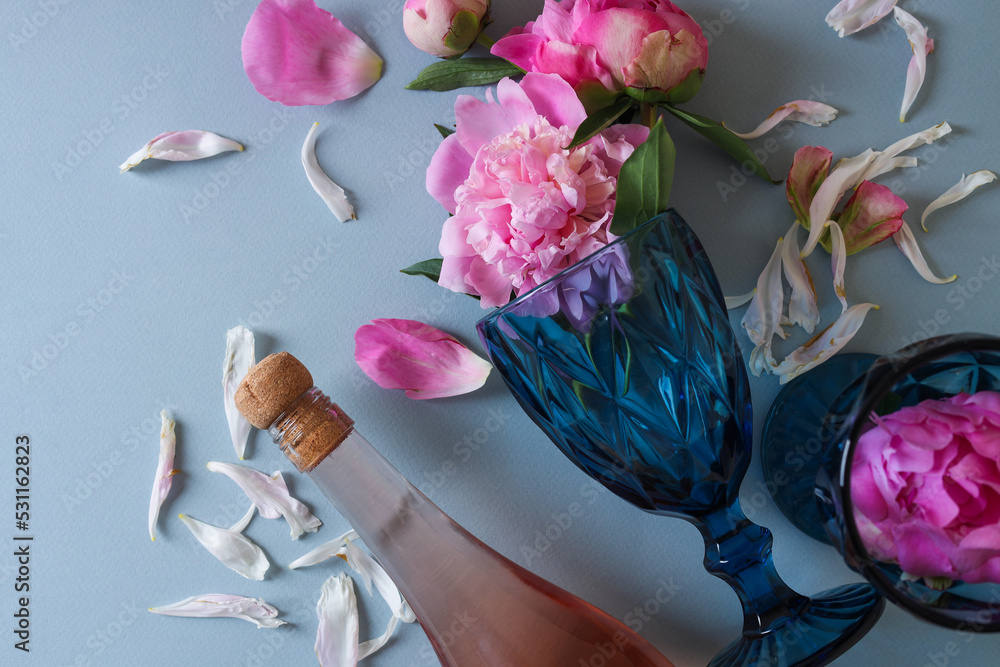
267,387 -> 354,472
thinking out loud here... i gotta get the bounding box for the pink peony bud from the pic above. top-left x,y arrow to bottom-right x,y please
403,0 -> 491,59
834,180 -> 907,254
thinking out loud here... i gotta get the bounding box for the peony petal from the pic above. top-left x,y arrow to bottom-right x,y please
354,319 -> 491,399
149,594 -> 286,629
516,73 -> 587,131
727,101 -> 839,140
302,123 -> 355,222
223,326 -> 255,460
826,0 -> 899,37
892,221 -> 957,283
781,221 -> 820,333
149,410 -> 178,541
426,133 -> 474,214
774,303 -> 877,383
207,461 -> 322,539
802,149 -> 878,257
921,171 -> 998,231
315,574 -> 359,667
178,508 -> 269,580
741,238 -> 786,377
894,7 -> 933,123
120,131 -> 243,173
289,529 -> 360,569
786,146 -> 833,228
241,0 -> 382,106
836,180 -> 907,254
724,289 -> 755,310
828,220 -> 849,314
344,541 -> 416,624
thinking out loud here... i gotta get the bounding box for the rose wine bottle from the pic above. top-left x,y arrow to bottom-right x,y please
236,352 -> 675,667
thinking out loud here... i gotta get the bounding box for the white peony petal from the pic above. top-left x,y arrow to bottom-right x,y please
802,150 -> 878,257
315,574 -> 360,667
207,461 -> 322,539
149,594 -> 286,628
861,121 -> 951,183
119,130 -> 243,172
148,410 -> 178,541
826,0 -> 899,37
781,221 -> 820,333
742,238 -> 786,377
894,7 -> 933,123
725,289 -> 756,310
828,221 -> 849,313
893,220 -> 957,284
727,101 -> 838,140
921,171 -> 998,231
344,541 -> 416,624
302,122 -> 356,222
773,303 -> 878,383
289,529 -> 360,570
223,326 -> 255,460
178,510 -> 269,580
230,503 -> 256,534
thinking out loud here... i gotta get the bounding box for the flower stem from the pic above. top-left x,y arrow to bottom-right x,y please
640,102 -> 657,128
476,32 -> 496,49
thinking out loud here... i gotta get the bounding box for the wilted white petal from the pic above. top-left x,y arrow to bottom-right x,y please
921,171 -> 998,230
344,541 -> 416,624
179,510 -> 269,580
208,461 -> 322,539
774,303 -> 878,383
223,326 -> 255,460
725,289 -> 755,310
861,122 -> 951,184
230,503 -> 256,533
893,221 -> 957,284
742,239 -> 786,377
149,410 -> 178,541
315,574 -> 359,667
149,594 -> 286,629
303,122 -> 356,222
781,221 -> 820,333
894,8 -> 933,123
828,221 -> 849,313
802,150 -> 878,257
826,0 -> 899,37
289,529 -> 361,569
727,101 -> 838,140
119,130 -> 243,172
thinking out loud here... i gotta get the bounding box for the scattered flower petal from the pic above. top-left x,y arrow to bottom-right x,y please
727,101 -> 838,140
826,0 -> 898,37
149,410 -> 178,541
179,507 -> 269,580
344,541 -> 416,624
289,529 -> 360,569
223,326 -> 255,460
725,290 -> 755,310
742,239 -> 786,377
894,7 -> 933,123
315,574 -> 359,667
149,594 -> 286,628
354,319 -> 491,399
828,221 -> 848,313
242,0 -> 382,106
207,461 -> 321,539
921,171 -> 998,231
836,180 -> 907,254
861,121 -> 951,183
893,221 -> 957,284
773,303 -> 878,383
781,222 -> 820,333
802,149 -> 878,257
786,146 -> 834,228
302,123 -> 355,222
119,131 -> 243,173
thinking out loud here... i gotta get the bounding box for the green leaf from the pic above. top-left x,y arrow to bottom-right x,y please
566,97 -> 635,149
662,105 -> 779,184
405,58 -> 524,92
400,258 -> 443,282
609,118 -> 675,236
434,124 -> 455,139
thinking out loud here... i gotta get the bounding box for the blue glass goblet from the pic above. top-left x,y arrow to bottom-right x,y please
762,334 -> 1000,630
477,211 -> 883,666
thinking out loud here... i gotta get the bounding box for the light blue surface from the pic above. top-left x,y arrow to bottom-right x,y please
2,1 -> 999,665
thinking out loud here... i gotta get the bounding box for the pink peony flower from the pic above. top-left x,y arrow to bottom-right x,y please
491,0 -> 708,111
426,72 -> 649,307
354,319 -> 491,399
403,0 -> 491,59
851,391 -> 1000,584
241,0 -> 382,106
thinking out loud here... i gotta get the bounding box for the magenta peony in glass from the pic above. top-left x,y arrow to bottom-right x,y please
491,0 -> 708,111
852,391 -> 1000,585
425,72 -> 649,308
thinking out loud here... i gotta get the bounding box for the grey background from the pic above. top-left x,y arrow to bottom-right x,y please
2,0 -> 999,665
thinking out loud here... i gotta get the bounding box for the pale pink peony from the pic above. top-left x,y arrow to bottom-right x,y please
403,0 -> 491,58
851,391 -> 1000,584
426,72 -> 649,308
491,0 -> 708,111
